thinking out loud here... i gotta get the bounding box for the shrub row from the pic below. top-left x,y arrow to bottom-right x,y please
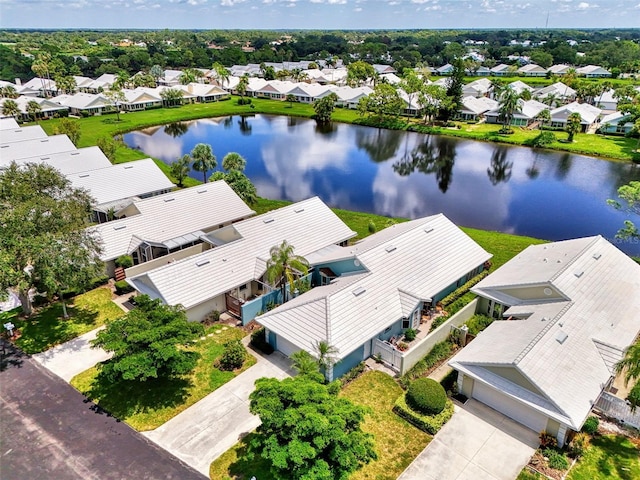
400,340 -> 455,388
340,362 -> 367,388
393,395 -> 454,435
465,314 -> 494,336
114,280 -> 134,295
440,270 -> 490,308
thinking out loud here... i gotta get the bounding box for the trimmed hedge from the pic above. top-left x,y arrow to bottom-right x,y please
407,378 -> 447,415
114,280 -> 134,295
440,270 -> 490,308
394,395 -> 454,435
400,340 -> 455,388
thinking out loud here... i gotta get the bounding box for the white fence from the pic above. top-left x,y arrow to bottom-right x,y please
373,338 -> 402,372
594,391 -> 640,429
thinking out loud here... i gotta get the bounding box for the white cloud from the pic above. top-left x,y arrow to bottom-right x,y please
221,0 -> 245,5
354,5 -> 362,9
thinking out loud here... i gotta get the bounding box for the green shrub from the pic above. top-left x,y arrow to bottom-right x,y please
368,220 -> 376,233
531,131 -> 556,148
219,340 -> 246,371
393,395 -> 454,434
237,97 -> 252,105
581,416 -> 599,435
568,432 -> 589,458
539,431 -> 557,449
203,310 -> 220,323
340,362 -> 366,387
407,378 -> 447,415
542,448 -> 569,470
400,340 -> 455,387
626,382 -> 640,413
250,327 -> 274,355
114,280 -> 134,295
465,314 -> 494,335
440,270 -> 489,308
115,254 -> 134,269
440,369 -> 458,396
404,328 -> 417,342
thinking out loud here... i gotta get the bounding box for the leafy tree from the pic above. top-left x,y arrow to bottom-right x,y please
1,99 -> 20,120
221,152 -> 247,172
92,295 -> 204,382
566,112 -> 582,142
171,154 -> 192,187
96,136 -> 118,162
399,70 -> 423,113
419,84 -> 450,125
149,64 -> 164,86
615,340 -> 640,392
0,163 -> 102,316
190,143 -> 217,183
25,100 -> 42,122
529,50 -> 554,69
531,131 -> 555,148
286,93 -> 296,107
442,58 -> 465,121
535,109 -> 551,129
209,169 -> 257,205
358,83 -> 403,121
54,118 -> 81,146
105,88 -> 126,122
627,382 -> 640,414
346,60 -> 376,87
313,92 -> 338,124
132,73 -> 156,88
497,87 -> 521,133
265,240 -> 309,302
608,180 -> 640,240
249,376 -> 377,480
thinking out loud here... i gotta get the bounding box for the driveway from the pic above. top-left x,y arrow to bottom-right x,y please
32,327 -> 112,382
143,345 -> 294,476
398,399 -> 538,480
0,340 -> 205,480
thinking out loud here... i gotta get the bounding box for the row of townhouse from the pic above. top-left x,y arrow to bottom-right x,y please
436,62 -> 613,78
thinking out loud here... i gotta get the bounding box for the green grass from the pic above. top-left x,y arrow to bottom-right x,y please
567,435 -> 640,480
209,371 -> 429,480
516,468 -> 543,480
8,287 -> 123,354
70,325 -> 256,431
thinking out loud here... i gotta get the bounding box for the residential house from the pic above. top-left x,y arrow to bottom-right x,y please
599,111 -> 635,134
52,92 -> 110,116
466,66 -> 491,76
255,80 -> 297,100
535,82 -> 577,103
595,89 -> 618,111
546,64 -> 573,76
330,86 -> 374,109
176,83 -> 230,103
0,117 -> 20,130
257,214 -> 491,380
458,96 -> 499,121
462,78 -> 493,98
72,76 -> 94,91
373,64 -> 396,75
518,64 -> 547,77
507,80 -> 534,96
436,64 -> 454,75
0,96 -> 69,121
159,69 -> 185,86
449,236 -> 640,446
12,146 -> 112,174
485,99 -> 549,127
94,181 -> 255,277
20,77 -> 57,97
121,88 -> 162,111
81,74 -> 116,93
286,83 -> 333,103
127,197 -> 356,322
490,64 -> 511,77
0,135 -> 76,164
549,102 -> 602,131
576,65 -> 612,78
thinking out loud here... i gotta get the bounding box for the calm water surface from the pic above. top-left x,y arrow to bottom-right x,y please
124,115 -> 640,256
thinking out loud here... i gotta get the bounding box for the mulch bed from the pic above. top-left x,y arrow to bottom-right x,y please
527,451 -> 569,480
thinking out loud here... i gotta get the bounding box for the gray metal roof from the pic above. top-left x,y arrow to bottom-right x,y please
258,214 -> 492,360
94,181 -> 254,261
128,197 -> 357,309
9,146 -> 112,175
68,159 -> 175,206
451,236 -> 640,429
0,125 -> 48,144
0,135 -> 76,163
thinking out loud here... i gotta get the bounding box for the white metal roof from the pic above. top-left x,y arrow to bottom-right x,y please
0,118 -> 19,130
128,196 -> 356,309
0,125 -> 47,144
53,92 -> 109,110
8,146 -> 112,174
94,181 -> 255,261
0,135 -> 76,163
550,101 -> 602,124
67,158 -> 175,207
451,236 -> 640,429
258,215 -> 492,361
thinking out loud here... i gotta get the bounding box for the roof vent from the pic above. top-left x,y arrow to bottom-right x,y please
385,245 -> 397,253
113,225 -> 126,231
196,259 -> 210,267
592,253 -> 601,260
263,217 -> 275,224
352,286 -> 366,297
124,165 -> 134,169
574,270 -> 584,278
78,174 -> 90,178
40,139 -> 49,142
70,152 -> 80,155
541,316 -> 549,322
0,145 -> 8,148
294,207 -> 305,213
163,198 -> 175,202
543,288 -> 552,296
197,189 -> 207,193
40,157 -> 50,160
556,331 -> 568,344
424,225 -> 434,233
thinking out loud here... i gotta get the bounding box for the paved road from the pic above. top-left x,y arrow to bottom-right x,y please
398,399 -> 538,480
32,327 -> 112,382
0,340 -> 206,480
144,345 -> 294,476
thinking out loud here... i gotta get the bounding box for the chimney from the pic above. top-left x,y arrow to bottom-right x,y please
15,78 -> 22,86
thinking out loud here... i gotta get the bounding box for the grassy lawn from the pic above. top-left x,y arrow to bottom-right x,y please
567,435 -> 640,480
70,325 -> 256,431
35,95 -> 637,163
6,287 -> 123,355
209,371 -> 429,480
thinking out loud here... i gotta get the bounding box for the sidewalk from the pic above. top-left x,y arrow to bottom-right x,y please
32,327 -> 112,382
143,342 -> 294,476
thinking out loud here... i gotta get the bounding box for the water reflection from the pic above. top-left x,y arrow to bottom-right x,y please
123,114 -> 640,255
164,122 -> 189,138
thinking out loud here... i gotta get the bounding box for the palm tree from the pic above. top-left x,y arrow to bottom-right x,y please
212,62 -> 230,89
615,341 -> 640,389
180,68 -> 201,85
190,143 -> 216,183
105,88 -> 126,122
313,340 -> 339,374
290,350 -> 321,377
566,112 -> 582,142
0,85 -> 19,99
285,93 -> 296,107
170,154 -> 191,187
222,152 -> 246,172
2,99 -> 21,120
541,93 -> 560,107
237,74 -> 249,103
114,71 -> 131,90
26,100 -> 42,122
535,109 -> 551,129
265,240 -> 310,302
596,81 -> 613,108
498,87 -> 521,133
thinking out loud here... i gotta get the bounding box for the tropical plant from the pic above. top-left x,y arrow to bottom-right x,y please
566,112 -> 582,142
236,74 -> 249,103
581,415 -> 599,435
313,340 -> 340,374
149,64 -> 164,86
1,99 -> 20,119
105,88 -> 126,122
265,240 -> 309,302
534,108 -> 551,128
0,85 -> 19,98
313,92 -> 338,124
212,62 -> 230,89
160,88 -> 184,107
285,93 -> 296,107
290,349 -> 322,380
221,152 -> 247,172
615,339 -> 640,387
497,86 -> 521,133
346,60 -> 376,87
627,382 -> 640,413
55,75 -> 76,95
531,131 -> 555,148
96,136 -> 118,161
54,118 -> 81,146
170,154 -> 191,187
190,143 -> 216,183
25,100 -> 42,122
607,181 -> 640,240
209,169 -> 257,205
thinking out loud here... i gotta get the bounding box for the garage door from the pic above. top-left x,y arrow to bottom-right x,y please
473,381 -> 547,433
275,335 -> 300,357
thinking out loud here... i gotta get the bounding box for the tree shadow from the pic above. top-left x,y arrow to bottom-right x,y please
0,339 -> 25,371
591,435 -> 640,480
84,370 -> 192,422
226,433 -> 275,480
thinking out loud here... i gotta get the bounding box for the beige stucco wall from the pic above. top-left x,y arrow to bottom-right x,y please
186,294 -> 226,322
485,366 -> 545,396
545,418 -> 561,437
498,285 -> 564,302
461,375 -> 474,398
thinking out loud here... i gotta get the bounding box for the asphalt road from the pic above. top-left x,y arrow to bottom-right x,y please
0,340 -> 206,480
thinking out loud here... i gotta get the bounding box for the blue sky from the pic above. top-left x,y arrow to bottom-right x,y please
1,0 -> 639,30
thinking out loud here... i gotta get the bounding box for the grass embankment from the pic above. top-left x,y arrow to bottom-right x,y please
4,287 -> 123,354
36,95 -> 638,163
70,324 -> 255,431
209,371 -> 429,480
566,434 -> 640,480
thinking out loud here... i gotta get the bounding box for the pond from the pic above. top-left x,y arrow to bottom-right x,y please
123,115 -> 640,256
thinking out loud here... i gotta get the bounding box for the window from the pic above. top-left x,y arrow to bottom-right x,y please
239,284 -> 247,291
402,318 -> 410,329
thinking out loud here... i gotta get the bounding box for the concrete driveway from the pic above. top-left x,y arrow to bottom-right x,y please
143,345 -> 294,476
32,327 -> 112,382
398,399 -> 538,480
